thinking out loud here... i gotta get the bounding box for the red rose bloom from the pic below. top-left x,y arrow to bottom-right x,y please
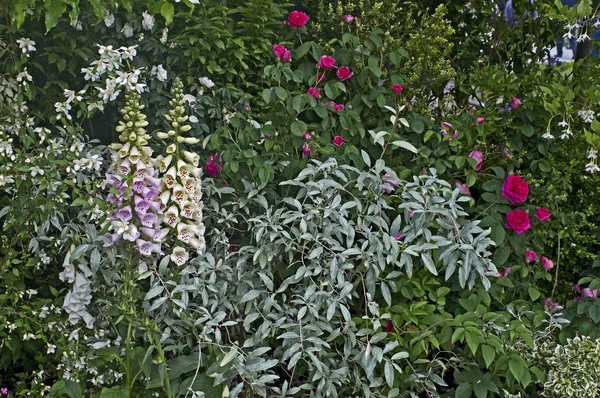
534,207 -> 551,221
272,44 -> 291,63
333,135 -> 344,147
287,11 -> 309,28
317,55 -> 336,70
501,175 -> 529,204
504,209 -> 530,234
391,84 -> 403,94
336,66 -> 353,81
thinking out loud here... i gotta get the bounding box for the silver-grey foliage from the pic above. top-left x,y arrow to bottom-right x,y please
145,155 -> 497,397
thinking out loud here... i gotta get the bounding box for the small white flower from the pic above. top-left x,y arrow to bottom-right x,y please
16,38 -> 36,55
141,11 -> 155,30
150,64 -> 168,82
30,166 -> 44,177
23,333 -> 36,340
16,68 -> 33,84
585,162 -> 600,173
46,344 -> 56,354
578,33 -> 591,43
199,77 -> 215,88
160,28 -> 169,44
578,109 -> 595,124
557,120 -> 568,127
183,94 -> 197,104
588,148 -> 598,159
104,12 -> 115,27
542,132 -> 555,140
71,19 -> 83,30
121,23 -> 134,38
120,46 -> 138,61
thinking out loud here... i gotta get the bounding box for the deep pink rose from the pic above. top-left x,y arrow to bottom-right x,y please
469,149 -> 484,171
333,135 -> 344,147
302,142 -> 311,157
501,175 -> 529,204
540,256 -> 554,271
511,96 -> 522,110
307,87 -> 320,99
393,233 -> 403,240
391,84 -> 403,94
205,161 -> 220,177
335,103 -> 345,112
287,11 -> 309,28
544,297 -> 561,312
344,14 -> 354,23
476,117 -> 485,125
504,209 -> 530,234
336,66 -> 353,81
534,208 -> 551,221
272,44 -> 291,63
304,132 -> 312,140
525,250 -> 537,262
455,182 -> 471,196
317,55 -> 336,70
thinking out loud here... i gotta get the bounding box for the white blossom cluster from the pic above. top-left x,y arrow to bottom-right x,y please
586,147 -> 599,173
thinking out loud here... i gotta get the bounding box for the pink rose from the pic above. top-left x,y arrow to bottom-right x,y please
391,84 -> 403,94
511,96 -> 522,110
525,250 -> 537,262
540,256 -> 554,271
335,103 -> 345,112
455,182 -> 471,196
381,173 -> 400,194
307,87 -> 320,99
504,209 -> 530,234
582,288 -> 599,298
441,121 -> 453,133
476,117 -> 485,125
317,55 -> 336,70
302,142 -> 311,157
333,135 -> 344,147
544,297 -> 561,312
304,132 -> 312,140
272,44 -> 291,63
344,14 -> 354,23
468,149 -> 484,171
336,66 -> 353,81
534,208 -> 551,221
205,153 -> 222,177
501,175 -> 529,204
287,11 -> 309,28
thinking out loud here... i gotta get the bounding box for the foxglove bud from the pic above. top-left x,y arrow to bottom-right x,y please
180,125 -> 192,132
184,137 -> 199,144
157,132 -> 169,139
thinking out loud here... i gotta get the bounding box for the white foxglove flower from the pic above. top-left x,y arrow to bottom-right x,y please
141,11 -> 155,30
171,246 -> 189,266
